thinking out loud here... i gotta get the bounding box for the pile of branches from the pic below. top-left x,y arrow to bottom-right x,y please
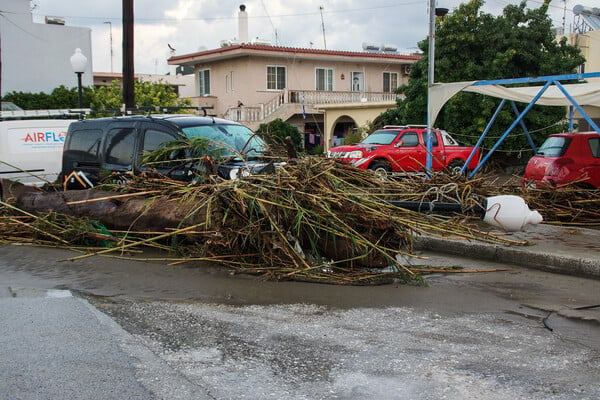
0,158 -> 524,285
386,170 -> 600,227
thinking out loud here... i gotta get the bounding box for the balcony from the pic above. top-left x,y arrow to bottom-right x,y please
224,89 -> 400,124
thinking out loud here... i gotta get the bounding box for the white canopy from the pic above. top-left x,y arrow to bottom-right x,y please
428,81 -> 600,125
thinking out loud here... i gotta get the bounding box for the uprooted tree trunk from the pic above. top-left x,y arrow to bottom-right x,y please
1,179 -> 218,232
1,177 -> 402,269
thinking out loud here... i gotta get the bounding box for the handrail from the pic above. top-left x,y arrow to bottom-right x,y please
223,89 -> 400,123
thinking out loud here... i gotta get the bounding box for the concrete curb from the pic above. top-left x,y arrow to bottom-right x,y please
413,232 -> 600,279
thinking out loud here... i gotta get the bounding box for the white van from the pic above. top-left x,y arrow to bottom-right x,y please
0,119 -> 74,186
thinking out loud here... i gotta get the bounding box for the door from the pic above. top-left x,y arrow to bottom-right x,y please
103,127 -> 137,173
388,130 -> 422,171
138,123 -> 185,179
351,71 -> 364,92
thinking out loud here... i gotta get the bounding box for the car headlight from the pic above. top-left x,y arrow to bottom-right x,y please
346,150 -> 363,158
230,168 -> 251,180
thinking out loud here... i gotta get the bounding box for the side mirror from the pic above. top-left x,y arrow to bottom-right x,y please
394,140 -> 404,148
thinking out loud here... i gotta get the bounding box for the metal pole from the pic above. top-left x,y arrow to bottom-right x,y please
426,0 -> 436,173
122,0 -> 135,110
319,6 -> 327,50
76,72 -> 83,108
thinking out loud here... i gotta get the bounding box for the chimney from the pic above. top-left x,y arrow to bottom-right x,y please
238,4 -> 248,44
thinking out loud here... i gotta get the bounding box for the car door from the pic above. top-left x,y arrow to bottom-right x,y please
62,127 -> 103,180
388,130 -> 422,171
585,136 -> 600,187
102,124 -> 138,176
137,122 -> 187,179
421,130 -> 445,170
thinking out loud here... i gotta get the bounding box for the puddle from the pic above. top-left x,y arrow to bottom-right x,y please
543,312 -> 600,350
503,308 -> 600,351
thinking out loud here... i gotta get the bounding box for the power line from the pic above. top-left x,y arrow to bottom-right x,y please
30,2 -> 424,24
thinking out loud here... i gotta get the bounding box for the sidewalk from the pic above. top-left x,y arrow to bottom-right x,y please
413,222 -> 600,279
0,287 -> 212,400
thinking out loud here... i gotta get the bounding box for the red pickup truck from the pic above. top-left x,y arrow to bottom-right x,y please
327,125 -> 480,175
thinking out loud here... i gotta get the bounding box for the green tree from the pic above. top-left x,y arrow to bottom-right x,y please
91,80 -> 190,111
256,118 -> 303,149
3,85 -> 93,109
380,0 -> 585,152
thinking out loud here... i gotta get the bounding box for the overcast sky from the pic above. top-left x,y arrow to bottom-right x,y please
30,0 -> 598,75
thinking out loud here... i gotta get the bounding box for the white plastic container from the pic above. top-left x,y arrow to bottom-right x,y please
483,195 -> 543,231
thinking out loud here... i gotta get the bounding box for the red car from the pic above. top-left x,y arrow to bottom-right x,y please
523,131 -> 600,189
327,125 -> 480,175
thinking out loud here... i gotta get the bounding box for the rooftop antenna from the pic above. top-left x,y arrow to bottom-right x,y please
260,0 -> 279,45
319,6 -> 327,49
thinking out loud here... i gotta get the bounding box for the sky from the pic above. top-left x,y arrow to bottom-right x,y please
29,0 -> 599,75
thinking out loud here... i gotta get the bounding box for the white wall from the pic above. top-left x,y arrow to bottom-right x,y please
1,0 -> 93,96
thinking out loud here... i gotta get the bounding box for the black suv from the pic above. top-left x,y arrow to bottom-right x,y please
61,114 -> 271,187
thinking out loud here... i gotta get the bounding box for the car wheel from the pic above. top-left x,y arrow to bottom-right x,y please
448,159 -> 465,175
369,162 -> 392,179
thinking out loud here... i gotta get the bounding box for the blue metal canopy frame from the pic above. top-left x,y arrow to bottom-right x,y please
430,72 -> 600,177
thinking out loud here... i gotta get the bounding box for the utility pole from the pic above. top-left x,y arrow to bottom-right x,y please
122,0 -> 135,110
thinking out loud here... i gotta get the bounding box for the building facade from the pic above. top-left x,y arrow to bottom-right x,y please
0,0 -> 93,96
168,44 -> 420,151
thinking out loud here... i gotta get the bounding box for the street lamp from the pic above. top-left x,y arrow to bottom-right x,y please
70,48 -> 88,108
426,1 -> 449,173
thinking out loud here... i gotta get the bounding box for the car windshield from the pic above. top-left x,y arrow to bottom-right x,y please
181,124 -> 268,157
536,136 -> 571,157
361,130 -> 398,145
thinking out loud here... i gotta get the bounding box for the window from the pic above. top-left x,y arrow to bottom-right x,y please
383,72 -> 398,92
267,65 -> 286,90
226,71 -> 234,93
104,128 -> 136,167
66,129 -> 102,163
142,129 -> 176,155
423,131 -> 439,147
351,71 -> 364,91
589,137 -> 600,158
399,132 -> 419,147
537,137 -> 571,157
316,68 -> 333,91
198,69 -> 210,96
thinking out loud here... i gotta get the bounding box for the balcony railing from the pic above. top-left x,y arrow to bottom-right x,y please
225,89 -> 400,123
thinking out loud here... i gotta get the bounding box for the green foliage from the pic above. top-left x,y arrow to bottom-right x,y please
308,144 -> 324,156
380,0 -> 586,152
256,118 -> 303,148
4,81 -> 190,112
342,131 -> 363,145
91,80 -> 191,111
3,85 -> 93,109
345,121 -> 378,143
141,136 -> 224,166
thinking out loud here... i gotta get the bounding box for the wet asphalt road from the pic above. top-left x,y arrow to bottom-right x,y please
1,245 -> 599,399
